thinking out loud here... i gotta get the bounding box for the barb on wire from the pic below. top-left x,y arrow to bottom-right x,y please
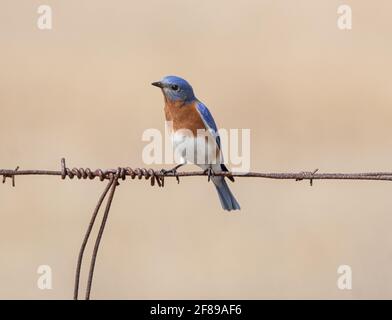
2,166 -> 19,187
295,168 -> 319,186
3,158 -> 392,299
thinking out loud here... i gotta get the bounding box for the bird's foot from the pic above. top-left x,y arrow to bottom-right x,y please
160,165 -> 182,184
203,167 -> 215,182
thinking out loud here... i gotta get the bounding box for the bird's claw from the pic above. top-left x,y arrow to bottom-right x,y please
160,168 -> 180,184
204,167 -> 215,182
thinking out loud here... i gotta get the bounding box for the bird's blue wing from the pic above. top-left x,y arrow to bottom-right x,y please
196,101 -> 221,149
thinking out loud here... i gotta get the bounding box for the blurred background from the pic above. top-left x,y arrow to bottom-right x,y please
1,0 -> 392,299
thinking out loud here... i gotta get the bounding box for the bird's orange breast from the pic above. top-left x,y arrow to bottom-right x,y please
164,100 -> 206,135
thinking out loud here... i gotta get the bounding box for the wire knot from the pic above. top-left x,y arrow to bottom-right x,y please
2,166 -> 19,187
60,158 -> 164,187
295,168 -> 319,186
121,167 -> 164,187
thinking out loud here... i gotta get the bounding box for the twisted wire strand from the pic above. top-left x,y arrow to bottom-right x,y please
85,173 -> 118,300
60,158 -> 164,186
73,177 -> 115,300
2,158 -> 392,188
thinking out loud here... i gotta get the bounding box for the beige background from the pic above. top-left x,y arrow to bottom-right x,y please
1,0 -> 392,299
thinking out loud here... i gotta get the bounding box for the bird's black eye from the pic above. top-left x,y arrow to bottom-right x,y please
171,84 -> 179,91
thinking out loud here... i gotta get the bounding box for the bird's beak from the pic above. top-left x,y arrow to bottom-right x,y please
151,81 -> 164,88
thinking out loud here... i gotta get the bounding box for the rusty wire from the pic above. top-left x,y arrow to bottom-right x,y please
2,159 -> 392,185
3,158 -> 392,299
85,173 -> 118,300
73,177 -> 114,300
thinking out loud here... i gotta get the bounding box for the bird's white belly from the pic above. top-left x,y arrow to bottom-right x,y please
171,131 -> 221,170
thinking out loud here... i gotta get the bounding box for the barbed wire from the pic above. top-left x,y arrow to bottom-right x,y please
2,159 -> 392,185
2,158 -> 392,300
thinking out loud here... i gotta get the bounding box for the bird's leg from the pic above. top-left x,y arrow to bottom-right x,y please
160,163 -> 184,184
203,167 -> 215,182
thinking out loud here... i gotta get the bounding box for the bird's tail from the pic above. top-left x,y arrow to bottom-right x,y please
212,176 -> 240,211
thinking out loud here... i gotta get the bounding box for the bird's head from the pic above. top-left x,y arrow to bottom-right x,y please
152,76 -> 196,103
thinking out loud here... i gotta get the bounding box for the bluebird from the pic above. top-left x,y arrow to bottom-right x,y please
152,75 -> 240,211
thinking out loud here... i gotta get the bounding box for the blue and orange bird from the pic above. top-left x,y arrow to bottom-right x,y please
152,75 -> 240,211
